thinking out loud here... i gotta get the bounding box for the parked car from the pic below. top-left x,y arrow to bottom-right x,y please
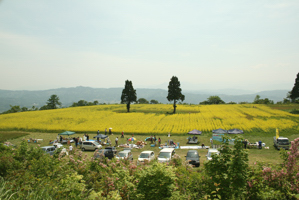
273,136 -> 290,150
116,150 -> 133,161
41,146 -> 56,155
185,150 -> 200,167
53,143 -> 64,149
137,151 -> 155,165
81,141 -> 102,151
95,147 -> 116,159
157,148 -> 175,163
206,149 -> 219,161
105,146 -> 117,155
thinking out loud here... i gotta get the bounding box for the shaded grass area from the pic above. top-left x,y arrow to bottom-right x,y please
113,109 -> 201,114
4,131 -> 299,167
269,104 -> 299,113
0,131 -> 29,143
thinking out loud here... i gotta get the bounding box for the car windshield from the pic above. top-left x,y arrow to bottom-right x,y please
93,142 -> 100,145
41,148 -> 47,152
187,152 -> 198,158
117,152 -> 126,157
139,153 -> 150,158
278,139 -> 289,145
158,152 -> 171,158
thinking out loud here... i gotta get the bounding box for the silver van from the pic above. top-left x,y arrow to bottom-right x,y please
41,146 -> 56,155
81,141 -> 102,151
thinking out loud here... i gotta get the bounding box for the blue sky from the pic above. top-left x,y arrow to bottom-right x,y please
0,0 -> 298,92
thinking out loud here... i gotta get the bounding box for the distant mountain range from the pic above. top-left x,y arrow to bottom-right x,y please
0,86 -> 289,112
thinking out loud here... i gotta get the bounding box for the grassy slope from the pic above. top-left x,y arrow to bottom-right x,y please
2,104 -> 299,166
0,131 -> 29,143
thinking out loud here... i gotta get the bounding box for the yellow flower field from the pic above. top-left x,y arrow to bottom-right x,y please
0,104 -> 298,134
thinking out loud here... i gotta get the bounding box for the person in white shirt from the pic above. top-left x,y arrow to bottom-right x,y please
69,145 -> 73,152
115,137 -> 119,146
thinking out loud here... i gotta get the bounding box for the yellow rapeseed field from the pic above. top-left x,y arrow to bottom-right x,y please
0,104 -> 298,134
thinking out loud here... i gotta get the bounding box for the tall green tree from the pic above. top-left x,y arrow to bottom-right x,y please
253,95 -> 261,103
46,94 -> 61,109
167,76 -> 185,113
121,80 -> 137,112
290,72 -> 299,103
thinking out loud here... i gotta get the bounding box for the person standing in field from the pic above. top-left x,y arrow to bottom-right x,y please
109,128 -> 112,135
69,145 -> 73,154
74,137 -> 78,148
158,138 -> 161,146
115,137 -> 119,146
121,131 -> 124,138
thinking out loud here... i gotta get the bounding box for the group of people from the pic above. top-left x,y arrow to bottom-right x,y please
103,128 -> 113,135
148,135 -> 162,146
242,139 -> 263,149
58,130 -> 178,151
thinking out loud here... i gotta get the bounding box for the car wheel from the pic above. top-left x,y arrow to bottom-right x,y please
82,147 -> 85,151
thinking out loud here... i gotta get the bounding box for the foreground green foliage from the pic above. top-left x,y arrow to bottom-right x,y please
1,137 -> 299,200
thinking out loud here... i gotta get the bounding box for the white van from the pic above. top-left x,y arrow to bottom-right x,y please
158,148 -> 175,163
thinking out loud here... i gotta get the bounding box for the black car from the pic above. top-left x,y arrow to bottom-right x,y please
95,148 -> 115,159
105,146 -> 117,155
185,150 -> 200,167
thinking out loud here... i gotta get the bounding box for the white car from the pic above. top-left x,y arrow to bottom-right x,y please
157,148 -> 175,163
137,151 -> 155,165
53,143 -> 64,149
116,150 -> 133,161
206,149 -> 220,161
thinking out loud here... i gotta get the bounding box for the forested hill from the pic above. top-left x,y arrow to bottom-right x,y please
0,86 -> 288,112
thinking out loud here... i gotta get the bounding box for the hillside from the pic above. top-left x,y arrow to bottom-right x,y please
0,86 -> 289,112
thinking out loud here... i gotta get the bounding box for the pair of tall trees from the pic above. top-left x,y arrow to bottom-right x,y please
121,76 -> 184,113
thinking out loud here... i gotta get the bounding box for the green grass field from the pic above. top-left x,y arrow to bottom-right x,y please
3,130 -> 299,166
